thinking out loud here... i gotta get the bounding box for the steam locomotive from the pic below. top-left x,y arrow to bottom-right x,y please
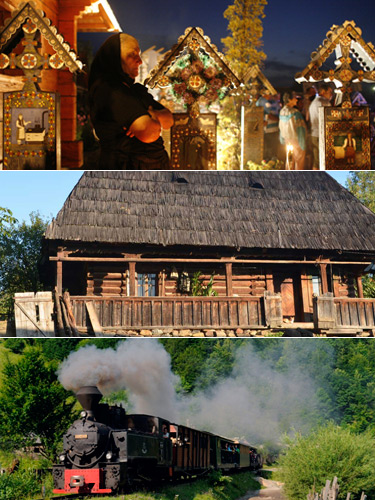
53,386 -> 262,495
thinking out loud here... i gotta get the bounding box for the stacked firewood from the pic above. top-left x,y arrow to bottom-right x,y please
53,288 -> 79,337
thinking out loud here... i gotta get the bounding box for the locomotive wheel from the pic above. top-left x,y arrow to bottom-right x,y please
126,468 -> 136,486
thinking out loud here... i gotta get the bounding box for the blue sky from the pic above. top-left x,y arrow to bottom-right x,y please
79,0 -> 375,89
0,171 -> 82,223
0,171 -> 349,224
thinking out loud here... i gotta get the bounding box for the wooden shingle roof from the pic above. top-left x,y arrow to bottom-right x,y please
45,171 -> 375,255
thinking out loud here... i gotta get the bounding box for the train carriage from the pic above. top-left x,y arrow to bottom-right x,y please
170,424 -> 211,476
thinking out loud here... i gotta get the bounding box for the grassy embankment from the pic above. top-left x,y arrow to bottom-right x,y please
91,471 -> 261,500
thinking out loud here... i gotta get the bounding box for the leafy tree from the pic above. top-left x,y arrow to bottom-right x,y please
0,212 -> 49,319
346,171 -> 375,213
362,274 -> 375,298
2,338 -> 28,355
218,0 -> 268,169
77,338 -> 121,351
0,207 -> 17,238
0,345 -> 78,460
196,339 -> 237,390
222,0 -> 267,79
346,172 -> 375,297
278,423 -> 375,500
161,339 -> 212,392
329,341 -> 375,433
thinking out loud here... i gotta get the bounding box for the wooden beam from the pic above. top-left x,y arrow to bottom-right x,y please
356,276 -> 364,298
225,263 -> 233,296
85,301 -> 103,336
129,261 -> 136,296
320,263 -> 329,294
49,256 -> 373,266
56,260 -> 63,296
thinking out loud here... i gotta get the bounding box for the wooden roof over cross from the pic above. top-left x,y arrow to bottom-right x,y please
144,26 -> 241,90
295,21 -> 375,106
0,1 -> 83,90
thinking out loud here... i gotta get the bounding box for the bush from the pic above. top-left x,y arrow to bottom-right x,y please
277,423 -> 375,500
0,470 -> 39,500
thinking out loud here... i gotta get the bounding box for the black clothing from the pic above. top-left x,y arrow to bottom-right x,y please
88,34 -> 170,170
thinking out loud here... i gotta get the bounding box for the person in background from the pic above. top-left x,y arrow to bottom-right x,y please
88,33 -> 174,170
279,92 -> 307,170
301,86 -> 317,169
256,91 -> 280,161
309,83 -> 333,169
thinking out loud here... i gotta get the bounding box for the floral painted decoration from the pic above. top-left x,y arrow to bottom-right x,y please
167,50 -> 231,116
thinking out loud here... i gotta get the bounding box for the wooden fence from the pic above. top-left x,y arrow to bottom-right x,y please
307,476 -> 366,500
335,297 -> 375,328
314,293 -> 375,331
70,296 -> 267,330
14,292 -> 54,337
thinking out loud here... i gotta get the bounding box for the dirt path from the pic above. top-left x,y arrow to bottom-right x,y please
238,476 -> 286,500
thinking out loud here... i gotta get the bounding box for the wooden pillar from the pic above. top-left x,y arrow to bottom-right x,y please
57,3 -> 89,168
56,258 -> 63,296
129,262 -> 136,296
320,263 -> 329,294
159,270 -> 166,297
356,275 -> 364,298
225,263 -> 233,296
300,270 -> 311,320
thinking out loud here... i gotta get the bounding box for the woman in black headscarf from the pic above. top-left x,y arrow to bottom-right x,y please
88,33 -> 173,169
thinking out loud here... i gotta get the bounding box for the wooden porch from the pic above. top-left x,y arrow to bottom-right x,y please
70,295 -> 267,330
335,297 -> 375,328
12,291 -> 375,336
314,294 -> 375,335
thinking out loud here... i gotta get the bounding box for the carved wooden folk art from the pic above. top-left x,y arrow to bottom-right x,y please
144,27 -> 240,168
145,27 -> 240,118
295,20 -> 375,107
170,113 -> 216,170
322,106 -> 371,170
0,2 -> 82,169
296,21 -> 374,169
243,64 -> 277,103
241,66 -> 276,166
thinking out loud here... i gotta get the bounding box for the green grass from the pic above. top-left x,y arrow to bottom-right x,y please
0,341 -> 19,388
93,471 -> 260,500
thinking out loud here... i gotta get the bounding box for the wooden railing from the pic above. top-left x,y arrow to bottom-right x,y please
70,296 -> 266,330
314,293 -> 375,330
335,297 -> 375,328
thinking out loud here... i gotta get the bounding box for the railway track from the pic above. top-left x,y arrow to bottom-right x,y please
36,495 -> 82,500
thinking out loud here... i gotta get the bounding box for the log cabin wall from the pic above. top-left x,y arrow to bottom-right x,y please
301,266 -> 356,321
164,265 -> 268,297
87,265 -> 128,296
85,263 -> 269,298
333,272 -> 356,298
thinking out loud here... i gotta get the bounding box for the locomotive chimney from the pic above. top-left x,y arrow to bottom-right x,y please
76,386 -> 103,415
